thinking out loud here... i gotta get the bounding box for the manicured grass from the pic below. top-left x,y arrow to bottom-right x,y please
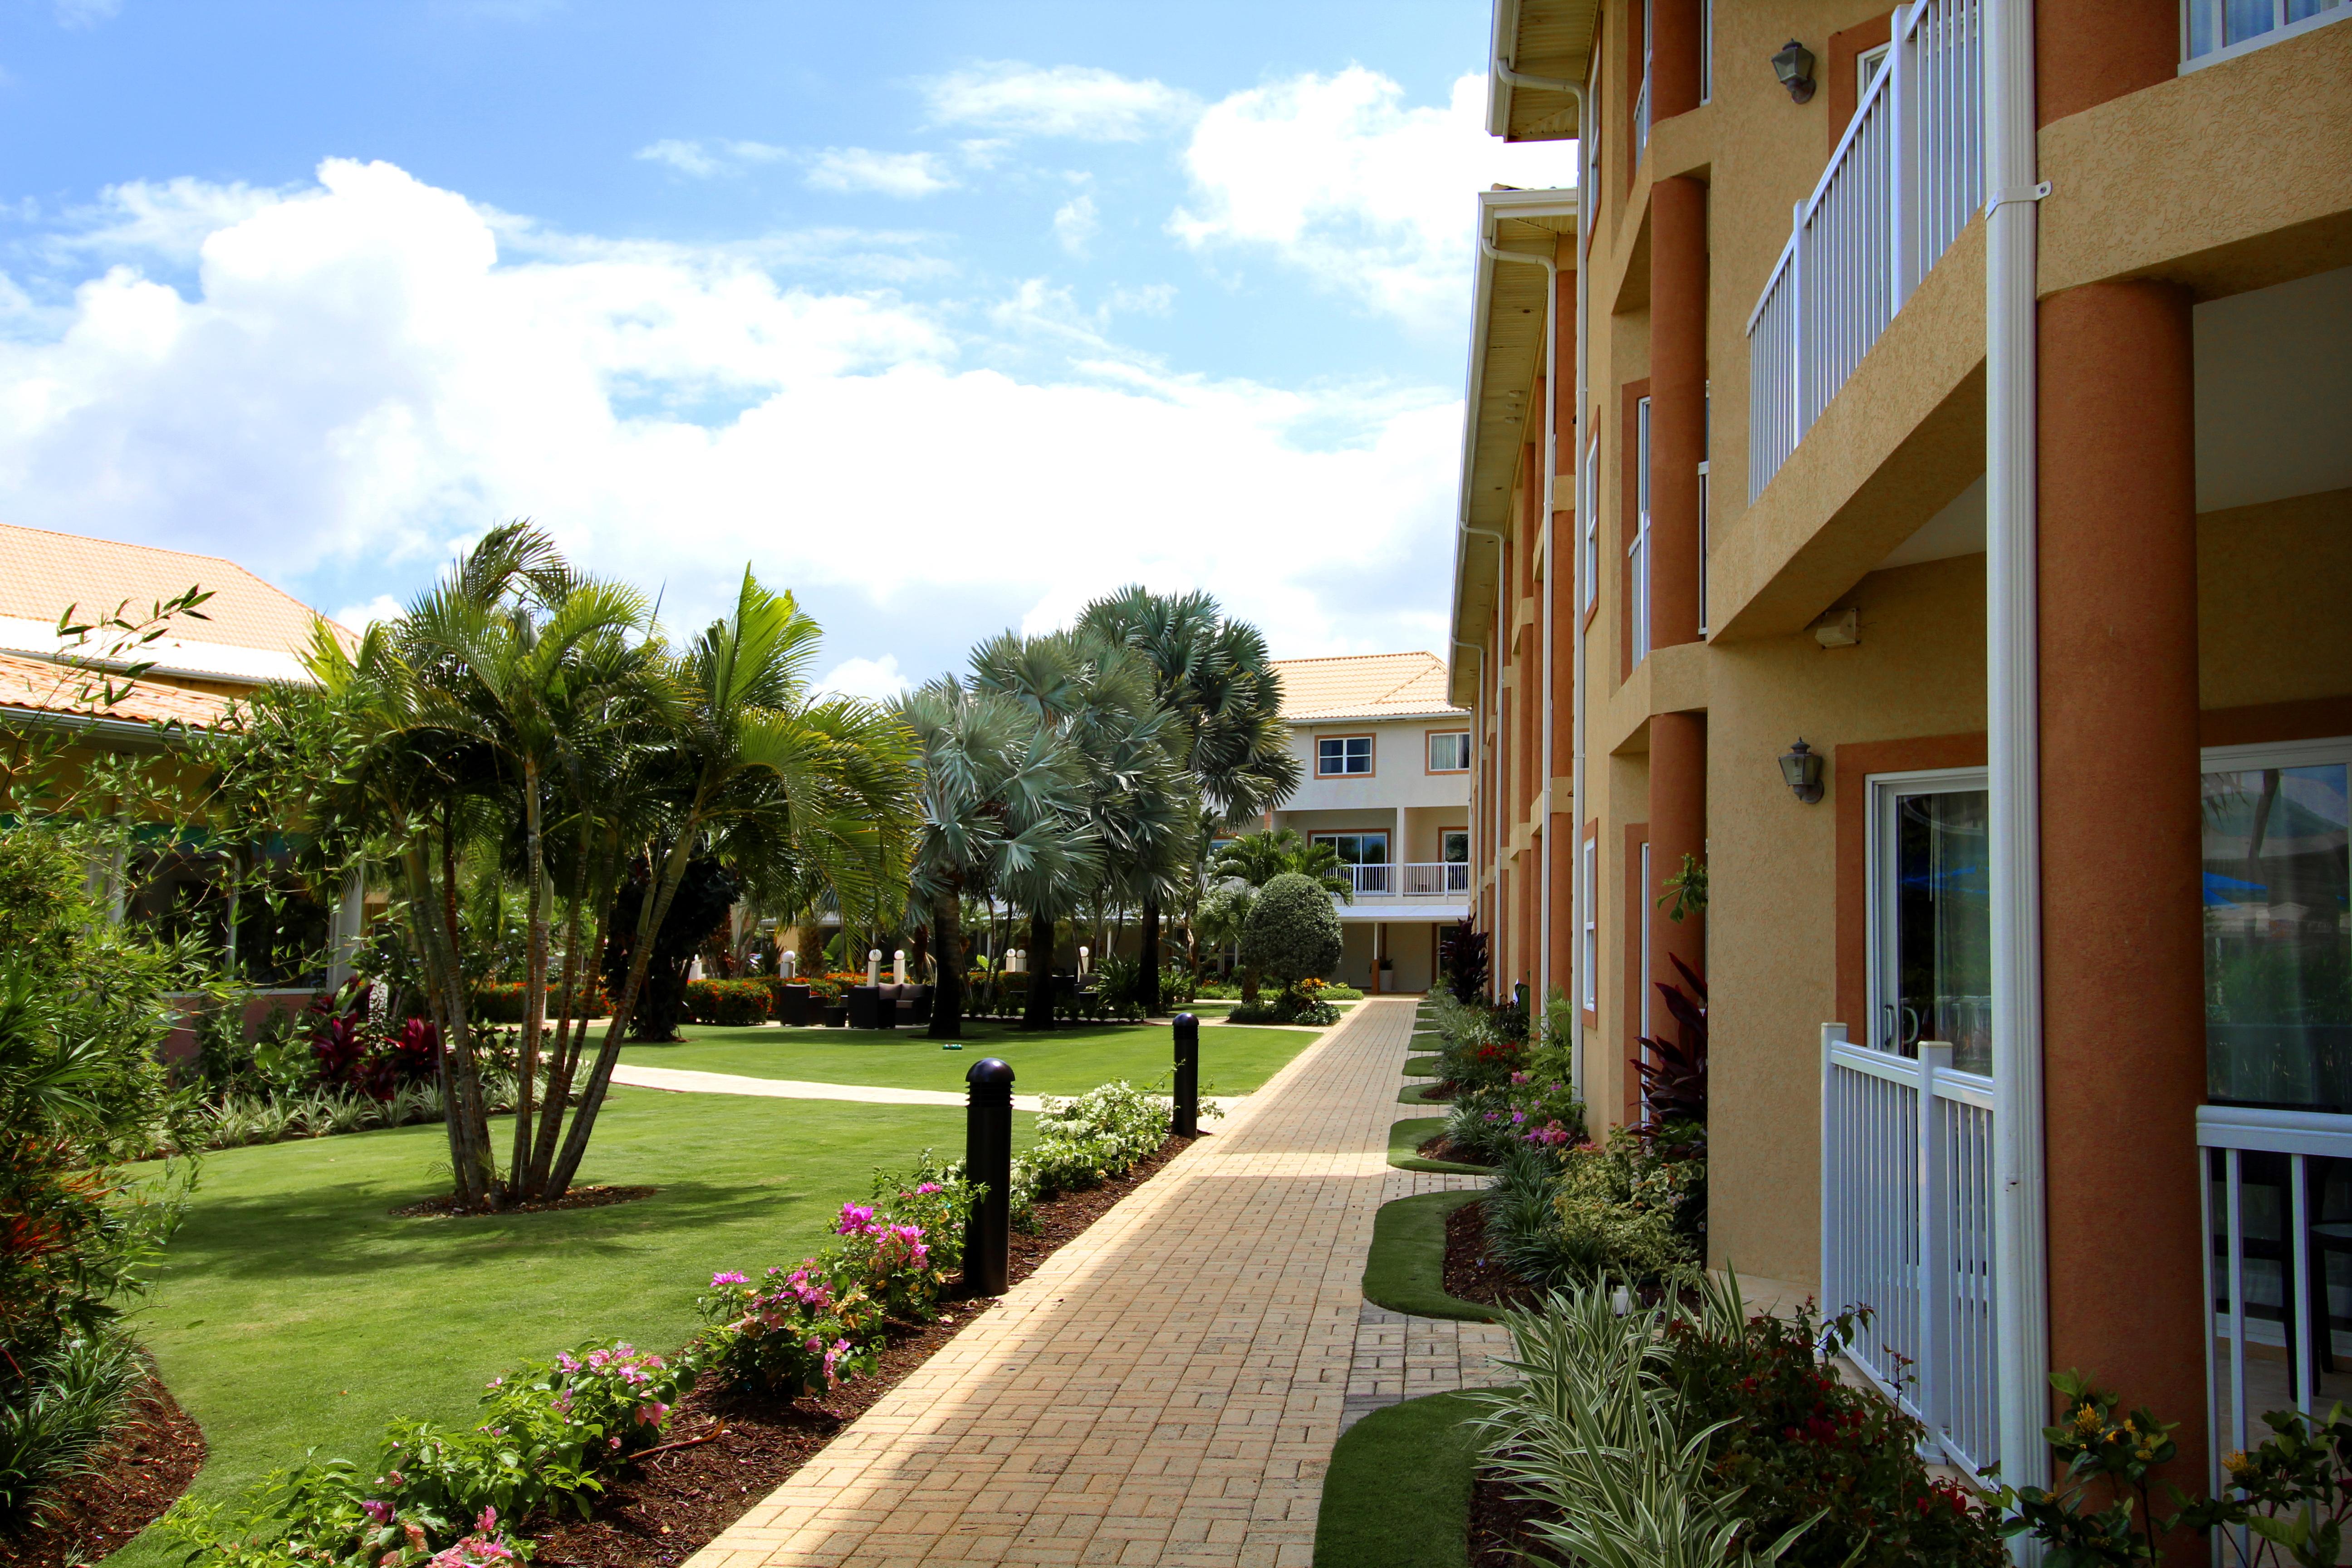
1313,1391 -> 1485,1568
1403,1055 -> 1442,1077
1388,1117 -> 1492,1176
113,1089 -> 1038,1568
622,1017 -> 1319,1098
1360,1191 -> 1496,1323
1399,1081 -> 1448,1106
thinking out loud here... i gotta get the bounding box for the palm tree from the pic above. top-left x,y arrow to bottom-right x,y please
967,629 -> 1192,1030
1211,828 -> 1352,901
1076,587 -> 1299,1011
541,568 -> 918,1197
898,679 -> 1097,1038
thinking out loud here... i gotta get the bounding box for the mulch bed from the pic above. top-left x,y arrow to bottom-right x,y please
1470,1468 -> 1551,1567
0,1373 -> 206,1568
1416,1128 -> 1477,1163
391,1184 -> 658,1220
1442,1198 -> 1550,1315
527,1133 -> 1197,1568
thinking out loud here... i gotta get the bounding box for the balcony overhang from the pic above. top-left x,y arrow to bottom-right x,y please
1448,187 -> 1578,710
1488,0 -> 1597,142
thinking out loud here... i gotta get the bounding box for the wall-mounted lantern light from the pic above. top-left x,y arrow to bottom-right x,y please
1780,738 -> 1825,803
1772,40 -> 1818,103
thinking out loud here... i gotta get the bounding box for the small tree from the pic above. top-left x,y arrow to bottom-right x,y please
1239,872 -> 1343,998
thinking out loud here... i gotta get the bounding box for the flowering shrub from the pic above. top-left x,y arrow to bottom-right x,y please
1444,1045 -> 1587,1166
468,980 -> 610,1025
161,1339 -> 691,1567
695,1162 -> 975,1396
680,979 -> 772,1027
1480,1133 -> 1701,1292
1009,1080 -> 1181,1228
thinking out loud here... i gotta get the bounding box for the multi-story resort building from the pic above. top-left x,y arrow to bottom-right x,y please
1262,652 -> 1474,994
1451,0 -> 2348,1509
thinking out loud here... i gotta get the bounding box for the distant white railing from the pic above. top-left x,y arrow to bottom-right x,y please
1634,72 -> 1651,159
1341,862 -> 1471,898
2198,1104 -> 2352,1498
1747,0 -> 1983,500
1821,1026 -> 2000,1478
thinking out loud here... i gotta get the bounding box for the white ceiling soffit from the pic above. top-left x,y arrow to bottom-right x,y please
1489,0 -> 1599,141
2195,265 -> 2352,514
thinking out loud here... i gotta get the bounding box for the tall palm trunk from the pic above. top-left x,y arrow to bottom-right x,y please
404,837 -> 493,1204
542,824 -> 699,1199
1137,892 -> 1162,1015
508,755 -> 548,1198
1022,907 -> 1056,1030
437,811 -> 497,1200
928,886 -> 963,1039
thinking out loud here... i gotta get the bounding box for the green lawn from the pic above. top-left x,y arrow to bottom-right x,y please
621,1017 -> 1320,1098
113,1088 -> 1037,1568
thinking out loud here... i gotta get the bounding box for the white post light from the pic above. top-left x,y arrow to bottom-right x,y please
893,948 -> 907,985
782,949 -> 797,980
1078,944 -> 1090,977
866,948 -> 882,986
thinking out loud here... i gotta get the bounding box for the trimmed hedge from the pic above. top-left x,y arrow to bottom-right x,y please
682,979 -> 774,1026
469,981 -> 611,1023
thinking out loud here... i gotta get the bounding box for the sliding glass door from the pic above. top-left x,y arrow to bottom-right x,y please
1869,769 -> 1994,1076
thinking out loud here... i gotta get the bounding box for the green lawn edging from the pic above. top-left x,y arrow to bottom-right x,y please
1402,1054 -> 1441,1077
1361,1190 -> 1496,1322
1313,1390 -> 1486,1568
1388,1117 -> 1492,1176
1398,1081 -> 1447,1106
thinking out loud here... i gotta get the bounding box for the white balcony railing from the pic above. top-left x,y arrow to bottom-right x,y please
1747,0 -> 1983,500
1340,862 -> 1472,899
1820,1026 -> 2001,1479
2198,1104 -> 2352,1494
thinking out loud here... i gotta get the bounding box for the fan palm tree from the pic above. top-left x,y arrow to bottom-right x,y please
898,679 -> 1098,1038
1076,587 -> 1299,1010
1211,828 -> 1353,901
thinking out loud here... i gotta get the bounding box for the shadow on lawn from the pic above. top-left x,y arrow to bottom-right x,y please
159,1177 -> 801,1282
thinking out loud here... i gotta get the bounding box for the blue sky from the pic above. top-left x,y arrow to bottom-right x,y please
0,0 -> 1572,695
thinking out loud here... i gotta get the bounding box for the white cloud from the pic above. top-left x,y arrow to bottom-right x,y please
922,62 -> 1198,142
816,654 -> 911,703
332,593 -> 406,632
635,139 -> 792,179
55,0 -> 120,28
45,176 -> 285,262
1172,69 -> 1568,335
1052,193 -> 1098,257
804,147 -> 955,199
0,158 -> 1460,671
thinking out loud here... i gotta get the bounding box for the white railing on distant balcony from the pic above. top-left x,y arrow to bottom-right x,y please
2198,1104 -> 2352,1497
1341,862 -> 1472,899
1747,0 -> 1984,500
1634,71 -> 1651,159
1820,1026 -> 2001,1479
2183,0 -> 2347,72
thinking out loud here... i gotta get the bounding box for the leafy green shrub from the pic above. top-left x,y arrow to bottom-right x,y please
0,1332 -> 146,1516
467,980 -> 610,1024
681,978 -> 772,1026
1481,1137 -> 1701,1291
1239,872 -> 1343,989
161,1339 -> 690,1568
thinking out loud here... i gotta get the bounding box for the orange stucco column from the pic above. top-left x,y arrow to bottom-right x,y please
1651,0 -> 1705,121
2038,0 -> 2176,125
1646,712 -> 1707,1021
1649,176 -> 1707,653
2037,279 -> 2207,1496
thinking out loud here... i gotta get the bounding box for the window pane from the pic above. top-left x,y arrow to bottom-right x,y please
1442,830 -> 1470,863
2226,0 -> 2274,42
2204,764 -> 2352,1109
1893,789 -> 1993,1075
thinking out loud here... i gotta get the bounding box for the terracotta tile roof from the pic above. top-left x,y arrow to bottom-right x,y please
0,522 -> 353,685
1269,652 -> 1467,723
0,648 -> 237,729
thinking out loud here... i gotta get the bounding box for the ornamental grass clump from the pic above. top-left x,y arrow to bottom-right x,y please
161,1339 -> 691,1568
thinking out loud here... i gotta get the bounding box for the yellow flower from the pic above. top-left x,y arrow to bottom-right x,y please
2074,1404 -> 2103,1433
2225,1451 -> 2254,1479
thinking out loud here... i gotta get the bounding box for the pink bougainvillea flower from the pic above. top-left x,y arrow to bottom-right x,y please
360,1499 -> 393,1526
711,1270 -> 749,1286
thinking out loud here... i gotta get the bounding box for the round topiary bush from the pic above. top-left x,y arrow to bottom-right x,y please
1240,871 -> 1344,990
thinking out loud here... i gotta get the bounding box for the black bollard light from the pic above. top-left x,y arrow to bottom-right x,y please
963,1057 -> 1014,1295
1171,1012 -> 1199,1138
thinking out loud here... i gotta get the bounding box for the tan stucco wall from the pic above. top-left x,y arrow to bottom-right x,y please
2198,485 -> 2352,710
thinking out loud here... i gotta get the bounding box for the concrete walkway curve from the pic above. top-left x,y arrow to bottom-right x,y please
681,995 -> 1475,1568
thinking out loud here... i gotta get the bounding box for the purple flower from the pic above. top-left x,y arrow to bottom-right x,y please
916,1182 -> 942,1194
835,1203 -> 877,1235
361,1500 -> 393,1526
711,1270 -> 749,1287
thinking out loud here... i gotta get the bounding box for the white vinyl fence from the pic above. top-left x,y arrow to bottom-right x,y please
1820,1025 -> 2000,1477
1748,0 -> 1983,500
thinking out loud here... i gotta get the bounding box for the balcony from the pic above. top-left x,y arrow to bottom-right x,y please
1338,862 -> 1473,900
1747,0 -> 1983,501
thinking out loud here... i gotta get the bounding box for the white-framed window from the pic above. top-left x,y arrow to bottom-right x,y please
1635,0 -> 1653,157
1316,734 -> 1373,777
2181,0 -> 2346,71
1630,395 -> 1653,663
1866,767 -> 1993,1077
2200,736 -> 2352,1110
1312,831 -> 1390,865
1639,840 -> 1653,1041
1580,834 -> 1597,1010
1857,39 -> 1892,103
1441,829 -> 1471,864
1427,730 -> 1472,772
1581,435 -> 1599,613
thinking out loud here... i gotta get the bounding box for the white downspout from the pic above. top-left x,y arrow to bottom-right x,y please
1571,73 -> 1591,1098
1481,228 -> 1561,1013
1984,0 -> 2049,1512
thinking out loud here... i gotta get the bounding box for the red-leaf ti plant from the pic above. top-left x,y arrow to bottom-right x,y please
1636,953 -> 1708,1152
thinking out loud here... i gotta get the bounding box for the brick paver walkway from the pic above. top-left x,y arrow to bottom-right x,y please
686,996 -> 1489,1568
